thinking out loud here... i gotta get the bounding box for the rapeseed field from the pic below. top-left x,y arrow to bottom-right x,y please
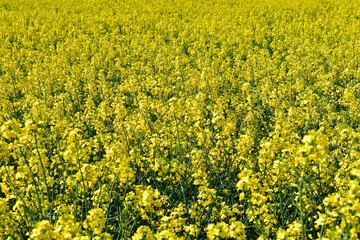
1,0 -> 360,239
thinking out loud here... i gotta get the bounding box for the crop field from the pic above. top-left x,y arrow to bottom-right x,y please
1,0 -> 360,239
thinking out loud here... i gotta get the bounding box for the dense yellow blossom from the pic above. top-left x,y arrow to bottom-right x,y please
1,0 -> 360,239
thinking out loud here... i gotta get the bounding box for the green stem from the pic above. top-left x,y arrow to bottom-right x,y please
299,157 -> 309,240
319,209 -> 327,238
19,148 -> 44,217
34,132 -> 52,214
